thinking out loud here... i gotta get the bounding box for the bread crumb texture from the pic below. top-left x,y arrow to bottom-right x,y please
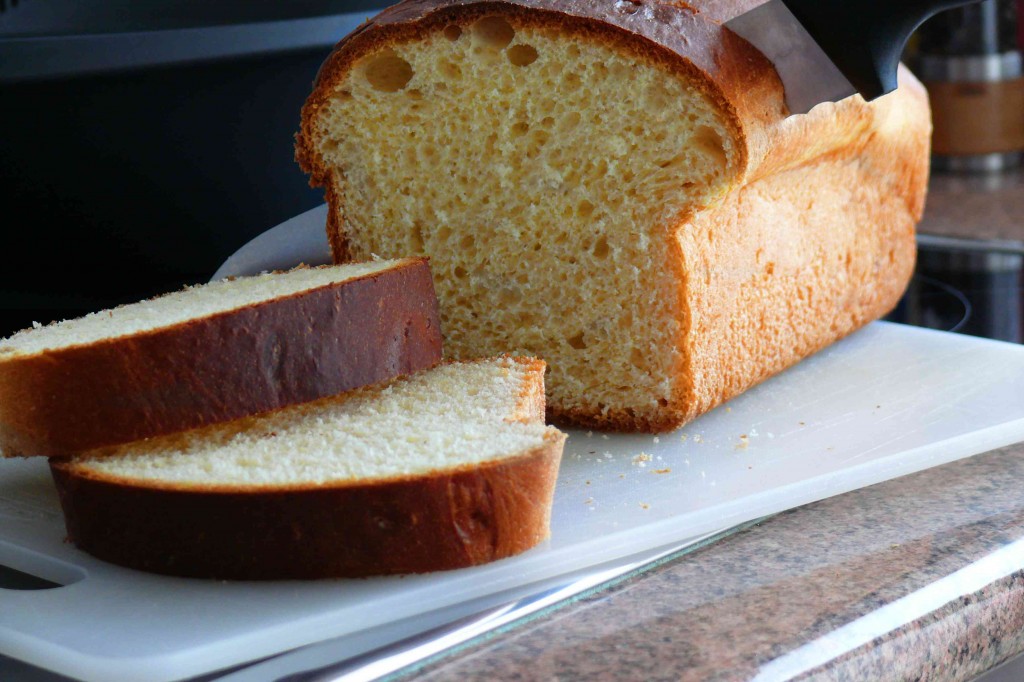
310,15 -> 738,427
71,358 -> 554,486
1,261 -> 407,357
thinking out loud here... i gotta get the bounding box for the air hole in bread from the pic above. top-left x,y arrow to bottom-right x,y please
440,60 -> 462,79
507,44 -> 539,67
443,25 -> 462,41
364,51 -> 414,92
473,16 -> 515,49
691,125 -> 727,167
567,332 -> 587,350
592,236 -> 610,259
511,121 -> 530,137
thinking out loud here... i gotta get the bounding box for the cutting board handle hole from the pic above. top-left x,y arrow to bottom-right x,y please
0,555 -> 86,590
0,563 -> 65,590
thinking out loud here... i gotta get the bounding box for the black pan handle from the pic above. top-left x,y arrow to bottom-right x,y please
781,0 -> 986,100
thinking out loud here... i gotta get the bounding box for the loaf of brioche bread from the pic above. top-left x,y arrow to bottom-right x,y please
0,259 -> 441,456
296,0 -> 931,431
50,357 -> 565,579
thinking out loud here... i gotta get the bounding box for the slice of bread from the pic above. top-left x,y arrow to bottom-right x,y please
296,0 -> 930,431
50,357 -> 565,579
1,258 -> 442,457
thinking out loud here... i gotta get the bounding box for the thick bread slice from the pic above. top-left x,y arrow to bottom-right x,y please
1,259 -> 442,457
50,357 -> 565,579
296,0 -> 930,431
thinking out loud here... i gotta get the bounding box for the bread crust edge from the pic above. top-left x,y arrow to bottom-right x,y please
49,434 -> 565,579
0,259 -> 443,457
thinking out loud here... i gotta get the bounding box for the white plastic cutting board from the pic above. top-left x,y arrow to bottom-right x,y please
2,322 -> 1024,681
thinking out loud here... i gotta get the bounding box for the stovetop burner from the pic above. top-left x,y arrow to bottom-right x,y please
888,235 -> 1024,343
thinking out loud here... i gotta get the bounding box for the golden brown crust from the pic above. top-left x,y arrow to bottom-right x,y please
0,259 -> 443,457
49,435 -> 564,579
324,182 -> 353,263
506,356 -> 547,424
671,69 -> 929,425
549,71 -> 930,433
548,403 -> 684,433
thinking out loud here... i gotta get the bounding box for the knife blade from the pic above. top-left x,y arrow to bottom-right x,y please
725,0 -> 985,114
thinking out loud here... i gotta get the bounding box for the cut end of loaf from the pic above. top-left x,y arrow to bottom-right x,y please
299,4 -> 744,430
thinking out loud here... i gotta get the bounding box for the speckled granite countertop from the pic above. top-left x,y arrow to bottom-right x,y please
404,440 -> 1024,682
399,171 -> 1024,682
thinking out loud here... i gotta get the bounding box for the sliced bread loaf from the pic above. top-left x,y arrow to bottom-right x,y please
296,0 -> 930,431
1,258 -> 442,457
50,357 -> 565,579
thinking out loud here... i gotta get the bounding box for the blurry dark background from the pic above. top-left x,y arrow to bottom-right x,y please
0,0 -> 384,336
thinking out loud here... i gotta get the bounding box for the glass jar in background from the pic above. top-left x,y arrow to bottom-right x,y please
916,0 -> 1023,172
